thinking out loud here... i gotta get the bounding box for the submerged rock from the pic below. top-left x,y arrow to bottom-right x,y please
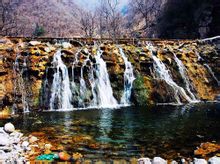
194,142 -> 220,156
58,152 -> 71,161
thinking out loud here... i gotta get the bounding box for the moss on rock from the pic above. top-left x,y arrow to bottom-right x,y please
132,74 -> 149,106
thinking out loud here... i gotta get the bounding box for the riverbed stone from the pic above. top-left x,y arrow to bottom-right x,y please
29,136 -> 38,143
62,42 -> 72,49
0,135 -> 10,146
194,158 -> 207,164
29,41 -> 41,46
4,123 -> 15,133
138,158 -> 151,164
152,157 -> 167,164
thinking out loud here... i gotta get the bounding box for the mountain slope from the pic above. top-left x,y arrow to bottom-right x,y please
15,0 -> 82,37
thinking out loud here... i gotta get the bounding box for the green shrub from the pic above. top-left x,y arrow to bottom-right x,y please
33,23 -> 45,37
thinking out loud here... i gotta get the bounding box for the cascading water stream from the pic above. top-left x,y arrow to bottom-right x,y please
13,54 -> 30,113
146,43 -> 194,104
118,47 -> 135,105
79,57 -> 90,108
88,63 -> 98,108
173,54 -> 199,102
204,64 -> 220,86
193,49 -> 219,86
49,50 -> 73,110
152,55 -> 194,104
94,49 -> 118,108
71,49 -> 81,95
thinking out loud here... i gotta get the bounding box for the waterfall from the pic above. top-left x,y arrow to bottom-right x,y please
173,54 -> 199,102
94,49 -> 118,108
119,47 -> 135,105
79,58 -> 90,108
13,54 -> 30,113
71,49 -> 81,95
152,55 -> 194,104
88,63 -> 98,107
49,50 -> 73,110
204,64 -> 220,86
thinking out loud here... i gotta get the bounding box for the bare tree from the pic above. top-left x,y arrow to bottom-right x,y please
80,11 -> 96,38
128,0 -> 162,37
0,0 -> 20,36
96,0 -> 123,39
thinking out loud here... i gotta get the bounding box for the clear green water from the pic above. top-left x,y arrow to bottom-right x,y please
1,102 -> 220,160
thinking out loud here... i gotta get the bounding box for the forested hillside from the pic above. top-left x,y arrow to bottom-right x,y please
1,0 -> 220,38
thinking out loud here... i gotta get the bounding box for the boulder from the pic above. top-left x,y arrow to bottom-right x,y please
62,42 -> 72,49
29,41 -> 41,46
0,150 -> 7,160
194,158 -> 207,164
208,156 -> 220,164
0,134 -> 10,146
138,158 -> 151,164
152,157 -> 167,164
4,123 -> 15,133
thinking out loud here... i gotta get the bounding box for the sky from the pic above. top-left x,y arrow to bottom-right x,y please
75,0 -> 129,11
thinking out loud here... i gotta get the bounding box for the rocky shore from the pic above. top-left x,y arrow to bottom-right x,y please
138,156 -> 220,164
0,123 -> 29,163
0,122 -> 83,163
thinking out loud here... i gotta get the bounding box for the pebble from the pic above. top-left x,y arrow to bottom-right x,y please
22,141 -> 29,149
59,152 -> 71,161
29,136 -> 38,143
4,123 -> 15,133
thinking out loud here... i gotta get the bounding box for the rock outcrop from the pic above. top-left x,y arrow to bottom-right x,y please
0,37 -> 220,113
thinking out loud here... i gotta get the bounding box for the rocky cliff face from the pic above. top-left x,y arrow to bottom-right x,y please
151,0 -> 220,39
0,37 -> 220,113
